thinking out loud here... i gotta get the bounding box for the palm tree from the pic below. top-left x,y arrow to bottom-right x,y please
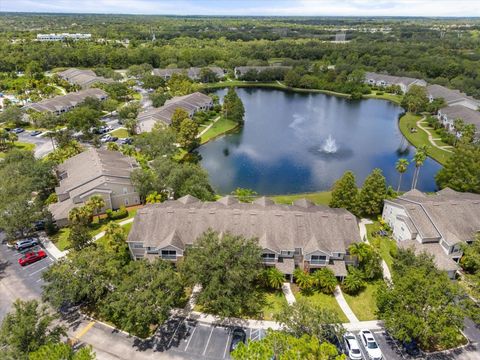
453,118 -> 464,146
266,267 -> 285,290
146,191 -> 163,204
312,268 -> 338,294
293,268 -> 313,291
395,158 -> 409,193
411,145 -> 428,189
7,132 -> 18,146
348,242 -> 371,263
68,207 -> 89,225
342,268 -> 366,295
85,195 -> 106,217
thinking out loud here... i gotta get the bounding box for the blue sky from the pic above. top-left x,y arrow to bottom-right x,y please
1,1 -> 479,17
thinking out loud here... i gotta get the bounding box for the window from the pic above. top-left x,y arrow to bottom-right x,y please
280,250 -> 294,257
310,255 -> 327,264
262,253 -> 276,262
132,243 -> 143,249
161,250 -> 176,259
146,248 -> 158,255
124,198 -> 129,206
123,187 -> 128,194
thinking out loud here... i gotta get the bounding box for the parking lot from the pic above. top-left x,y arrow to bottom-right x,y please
0,240 -> 54,298
125,317 -> 265,359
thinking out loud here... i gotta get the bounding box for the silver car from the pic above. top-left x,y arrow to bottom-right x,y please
15,238 -> 39,251
344,332 -> 363,359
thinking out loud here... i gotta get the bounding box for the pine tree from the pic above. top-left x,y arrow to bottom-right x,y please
329,171 -> 359,214
223,88 -> 245,124
357,168 -> 387,217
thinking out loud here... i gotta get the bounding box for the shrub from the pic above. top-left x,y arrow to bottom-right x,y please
342,267 -> 366,295
44,193 -> 58,205
376,91 -> 384,95
106,206 -> 128,220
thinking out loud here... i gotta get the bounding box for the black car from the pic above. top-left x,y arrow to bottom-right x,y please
33,220 -> 45,231
403,340 -> 421,357
11,128 -> 24,134
229,328 -> 247,353
119,137 -> 133,145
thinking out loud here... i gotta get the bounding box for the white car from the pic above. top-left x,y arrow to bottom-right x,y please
344,332 -> 363,359
360,329 -> 382,360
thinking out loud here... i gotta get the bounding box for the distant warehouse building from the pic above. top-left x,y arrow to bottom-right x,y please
58,68 -> 115,89
364,72 -> 426,93
37,33 -> 92,41
24,88 -> 108,116
152,67 -> 225,81
137,92 -> 213,133
127,196 -> 361,281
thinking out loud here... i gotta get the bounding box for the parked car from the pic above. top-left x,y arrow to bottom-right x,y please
11,127 -> 24,134
343,333 -> 363,360
402,340 -> 421,357
18,250 -> 47,266
30,130 -> 42,136
229,327 -> 247,353
15,238 -> 39,251
360,330 -> 382,360
33,220 -> 45,231
119,137 -> 133,145
327,333 -> 345,355
100,134 -> 118,143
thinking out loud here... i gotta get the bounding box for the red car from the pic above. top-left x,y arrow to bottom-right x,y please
18,250 -> 47,266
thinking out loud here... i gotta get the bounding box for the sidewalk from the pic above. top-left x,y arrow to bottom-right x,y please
197,116 -> 220,138
43,217 -> 135,261
282,283 -> 296,305
359,218 -> 392,281
334,285 -> 359,323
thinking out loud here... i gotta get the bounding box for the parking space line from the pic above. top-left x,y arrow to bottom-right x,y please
223,332 -> 232,359
29,263 -> 51,276
167,319 -> 183,348
36,278 -> 43,283
202,326 -> 215,356
184,324 -> 197,352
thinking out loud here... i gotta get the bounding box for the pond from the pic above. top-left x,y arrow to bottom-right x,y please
199,88 -> 441,195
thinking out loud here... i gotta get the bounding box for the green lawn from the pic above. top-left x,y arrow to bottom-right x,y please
343,281 -> 381,321
51,206 -> 140,250
110,128 -> 129,138
200,116 -> 239,144
398,112 -> 452,165
262,290 -> 288,321
292,285 -> 348,323
366,221 -> 397,271
270,191 -> 332,206
365,92 -> 403,105
0,142 -> 36,158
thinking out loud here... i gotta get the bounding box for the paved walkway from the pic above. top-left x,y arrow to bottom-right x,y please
196,116 -> 220,138
334,285 -> 359,323
359,218 -> 392,281
416,118 -> 453,153
281,283 -> 296,305
43,217 -> 135,261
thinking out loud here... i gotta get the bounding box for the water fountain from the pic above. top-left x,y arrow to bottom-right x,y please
321,134 -> 338,153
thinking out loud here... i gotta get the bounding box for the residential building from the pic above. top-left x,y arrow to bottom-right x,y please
364,72 -> 426,93
137,92 -> 213,133
24,88 -> 108,116
127,195 -> 361,281
437,105 -> 480,139
58,68 -> 114,89
427,84 -> 480,110
49,148 -> 141,227
234,66 -> 292,79
152,67 -> 225,81
382,188 -> 480,279
37,33 -> 92,41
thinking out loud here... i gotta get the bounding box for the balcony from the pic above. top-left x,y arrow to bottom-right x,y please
161,255 -> 177,260
309,260 -> 327,265
262,257 -> 276,263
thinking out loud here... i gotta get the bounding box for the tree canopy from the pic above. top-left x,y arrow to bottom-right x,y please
180,230 -> 264,317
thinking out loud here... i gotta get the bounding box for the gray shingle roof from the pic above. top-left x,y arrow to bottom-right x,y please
398,240 -> 460,272
234,66 -> 292,76
390,188 -> 480,245
427,84 -> 480,106
364,72 -> 426,88
127,195 -> 361,256
58,68 -> 114,88
439,105 -> 480,129
55,148 -> 138,195
25,88 -> 108,113
152,67 -> 225,80
137,92 -> 212,132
